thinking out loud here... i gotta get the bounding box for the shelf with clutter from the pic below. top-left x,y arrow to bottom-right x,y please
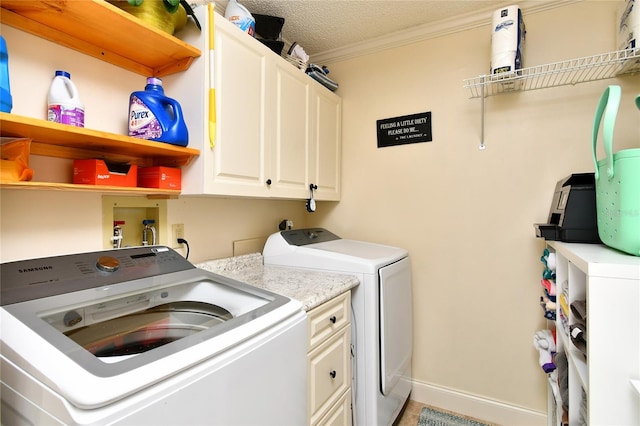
0,0 -> 201,77
538,241 -> 640,426
0,0 -> 202,196
533,248 -> 558,386
0,113 -> 198,197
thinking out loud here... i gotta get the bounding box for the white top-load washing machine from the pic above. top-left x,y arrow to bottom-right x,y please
263,228 -> 412,426
1,246 -> 307,425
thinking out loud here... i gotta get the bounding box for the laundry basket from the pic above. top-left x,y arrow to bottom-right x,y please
591,85 -> 640,256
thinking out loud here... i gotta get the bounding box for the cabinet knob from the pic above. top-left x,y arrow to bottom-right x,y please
266,179 -> 272,185
329,370 -> 337,379
329,316 -> 337,324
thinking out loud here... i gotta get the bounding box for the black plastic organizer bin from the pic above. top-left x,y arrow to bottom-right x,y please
254,14 -> 285,40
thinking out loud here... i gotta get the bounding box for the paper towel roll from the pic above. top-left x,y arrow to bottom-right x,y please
491,5 -> 525,74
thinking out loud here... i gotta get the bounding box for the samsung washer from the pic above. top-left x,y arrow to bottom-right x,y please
1,246 -> 307,425
263,228 -> 412,426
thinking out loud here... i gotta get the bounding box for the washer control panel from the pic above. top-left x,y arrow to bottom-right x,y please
280,228 -> 341,246
1,246 -> 193,305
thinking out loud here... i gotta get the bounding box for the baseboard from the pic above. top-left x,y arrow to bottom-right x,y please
410,379 -> 547,425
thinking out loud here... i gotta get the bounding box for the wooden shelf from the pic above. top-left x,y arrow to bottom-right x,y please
0,181 -> 180,197
1,112 -> 200,168
0,0 -> 201,77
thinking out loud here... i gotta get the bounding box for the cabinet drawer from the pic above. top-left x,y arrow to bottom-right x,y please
312,388 -> 352,426
308,326 -> 351,422
307,291 -> 350,351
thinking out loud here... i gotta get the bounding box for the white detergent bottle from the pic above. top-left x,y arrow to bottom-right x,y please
47,70 -> 84,127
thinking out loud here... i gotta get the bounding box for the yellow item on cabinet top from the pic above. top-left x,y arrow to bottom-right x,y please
108,0 -> 187,35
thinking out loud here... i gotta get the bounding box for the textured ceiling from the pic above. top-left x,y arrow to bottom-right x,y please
215,0 -> 529,58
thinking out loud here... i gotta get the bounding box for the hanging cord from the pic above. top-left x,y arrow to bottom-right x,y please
177,238 -> 190,259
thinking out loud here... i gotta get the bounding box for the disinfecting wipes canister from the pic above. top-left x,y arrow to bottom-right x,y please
491,5 -> 526,74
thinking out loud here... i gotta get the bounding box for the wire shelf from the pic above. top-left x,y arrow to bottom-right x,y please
463,48 -> 640,98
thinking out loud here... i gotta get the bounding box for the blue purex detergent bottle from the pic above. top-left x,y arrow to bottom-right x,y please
128,77 -> 188,146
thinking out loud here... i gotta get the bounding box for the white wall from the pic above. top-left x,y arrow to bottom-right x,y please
313,0 -> 640,421
0,190 -> 310,263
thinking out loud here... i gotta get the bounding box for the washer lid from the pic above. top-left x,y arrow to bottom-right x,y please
1,250 -> 302,410
310,239 -> 406,260
264,230 -> 407,274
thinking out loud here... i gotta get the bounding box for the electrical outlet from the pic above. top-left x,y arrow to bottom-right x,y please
172,224 -> 185,248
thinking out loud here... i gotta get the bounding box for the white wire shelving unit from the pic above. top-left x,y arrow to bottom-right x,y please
463,48 -> 640,149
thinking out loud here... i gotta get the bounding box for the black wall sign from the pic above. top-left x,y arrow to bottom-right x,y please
376,111 -> 432,148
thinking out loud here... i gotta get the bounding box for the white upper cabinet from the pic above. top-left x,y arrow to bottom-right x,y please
172,8 -> 341,200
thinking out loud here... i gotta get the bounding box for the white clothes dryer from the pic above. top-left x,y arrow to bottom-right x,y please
263,228 -> 412,426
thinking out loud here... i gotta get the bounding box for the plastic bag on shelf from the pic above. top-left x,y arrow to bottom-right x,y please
1,137 -> 34,182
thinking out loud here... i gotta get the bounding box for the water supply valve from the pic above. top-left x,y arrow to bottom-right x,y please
112,220 -> 125,249
142,219 -> 156,246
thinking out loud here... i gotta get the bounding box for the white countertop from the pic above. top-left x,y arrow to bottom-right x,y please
196,253 -> 359,311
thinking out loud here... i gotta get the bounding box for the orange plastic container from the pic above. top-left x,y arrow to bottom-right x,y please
137,166 -> 181,190
73,159 -> 137,187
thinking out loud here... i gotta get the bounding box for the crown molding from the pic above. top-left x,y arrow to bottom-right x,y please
310,0 -> 582,65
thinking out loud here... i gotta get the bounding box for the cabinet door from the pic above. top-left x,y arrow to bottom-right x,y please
313,389 -> 352,426
269,62 -> 310,199
308,326 -> 351,424
208,19 -> 270,196
310,87 -> 341,201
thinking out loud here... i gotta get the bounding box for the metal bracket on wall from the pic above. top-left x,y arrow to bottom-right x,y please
480,83 -> 486,150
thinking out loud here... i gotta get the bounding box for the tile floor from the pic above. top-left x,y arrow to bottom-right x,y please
395,399 -> 426,426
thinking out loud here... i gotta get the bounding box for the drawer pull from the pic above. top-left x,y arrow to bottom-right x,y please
329,316 -> 337,324
329,370 -> 337,379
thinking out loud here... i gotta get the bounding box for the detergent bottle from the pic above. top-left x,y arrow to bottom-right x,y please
0,35 -> 12,113
47,70 -> 84,127
128,77 -> 189,147
225,0 -> 255,36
